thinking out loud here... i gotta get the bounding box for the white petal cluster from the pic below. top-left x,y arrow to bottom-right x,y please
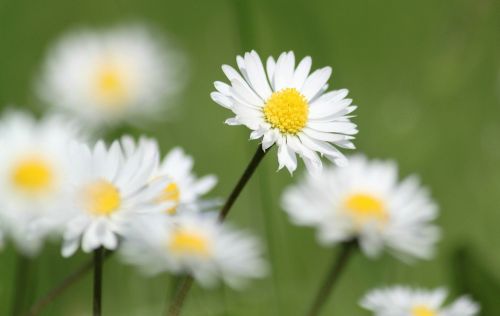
282,155 -> 440,261
38,25 -> 184,126
211,50 -> 357,174
361,286 -> 480,316
0,111 -> 84,255
120,212 -> 267,288
61,136 -> 168,256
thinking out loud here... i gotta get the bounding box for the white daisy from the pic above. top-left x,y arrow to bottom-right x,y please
360,286 -> 480,316
281,155 -> 439,261
211,50 -> 358,174
38,25 -> 184,126
120,212 -> 267,288
61,136 -> 169,257
0,111 -> 83,256
156,147 -> 217,215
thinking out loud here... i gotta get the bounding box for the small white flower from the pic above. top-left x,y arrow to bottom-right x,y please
211,50 -> 357,174
120,212 -> 267,288
38,25 -> 184,126
360,286 -> 480,316
156,147 -> 217,215
0,111 -> 83,255
61,136 -> 168,257
281,155 -> 439,261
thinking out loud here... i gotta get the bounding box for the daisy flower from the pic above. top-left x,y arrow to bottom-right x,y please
360,286 -> 480,316
281,155 -> 439,260
61,136 -> 169,257
156,147 -> 217,215
211,50 -> 358,174
120,212 -> 267,288
0,111 -> 83,256
38,25 -> 184,126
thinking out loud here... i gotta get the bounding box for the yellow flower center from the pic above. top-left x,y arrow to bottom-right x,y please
168,230 -> 210,257
412,305 -> 437,316
11,156 -> 53,194
263,88 -> 308,134
94,63 -> 128,106
84,180 -> 121,216
159,182 -> 181,215
343,193 -> 388,225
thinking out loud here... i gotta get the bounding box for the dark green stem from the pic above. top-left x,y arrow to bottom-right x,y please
93,248 -> 104,316
306,241 -> 356,316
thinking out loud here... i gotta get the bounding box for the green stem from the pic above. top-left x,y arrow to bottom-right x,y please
11,253 -> 32,316
93,248 -> 104,316
26,251 -> 113,316
166,146 -> 268,316
306,241 -> 356,316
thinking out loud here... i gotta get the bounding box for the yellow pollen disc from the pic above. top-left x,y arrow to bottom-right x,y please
344,193 -> 388,225
94,63 -> 127,106
412,305 -> 437,316
84,180 -> 121,216
11,157 -> 53,193
159,182 -> 181,215
168,230 -> 210,257
263,88 -> 308,134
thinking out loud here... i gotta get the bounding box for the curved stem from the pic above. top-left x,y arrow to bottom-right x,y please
26,251 -> 113,316
93,247 -> 104,316
306,241 -> 356,316
167,146 -> 268,316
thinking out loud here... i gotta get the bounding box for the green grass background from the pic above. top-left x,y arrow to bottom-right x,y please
0,0 -> 499,315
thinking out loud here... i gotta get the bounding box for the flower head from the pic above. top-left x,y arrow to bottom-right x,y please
156,147 -> 217,215
0,111 -> 83,255
281,155 -> 439,261
61,136 -> 168,257
120,212 -> 267,288
38,25 -> 184,126
360,286 -> 480,316
211,50 -> 357,174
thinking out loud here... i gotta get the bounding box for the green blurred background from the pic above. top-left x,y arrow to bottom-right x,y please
0,0 -> 499,315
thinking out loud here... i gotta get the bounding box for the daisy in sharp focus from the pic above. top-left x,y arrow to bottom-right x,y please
361,286 -> 480,316
281,155 -> 440,261
211,50 -> 358,174
0,111 -> 83,256
38,25 -> 184,126
120,212 -> 267,288
61,136 -> 170,257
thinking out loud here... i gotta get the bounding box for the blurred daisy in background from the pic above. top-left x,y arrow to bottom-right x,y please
360,286 -> 480,316
211,50 -> 357,174
38,25 -> 185,126
0,111 -> 83,256
120,212 -> 267,288
156,147 -> 217,215
61,136 -> 170,257
281,155 -> 439,261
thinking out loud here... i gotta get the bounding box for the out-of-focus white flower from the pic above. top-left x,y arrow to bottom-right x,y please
211,50 -> 357,174
0,111 -> 83,256
281,155 -> 439,261
360,286 -> 480,316
120,212 -> 267,288
156,147 -> 217,215
38,25 -> 184,126
61,136 -> 169,257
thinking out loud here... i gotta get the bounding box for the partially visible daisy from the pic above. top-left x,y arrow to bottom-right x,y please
38,25 -> 184,126
360,286 -> 480,316
0,111 -> 83,256
211,50 -> 357,174
282,155 -> 439,261
120,212 -> 267,288
61,136 -> 169,257
156,147 -> 217,215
